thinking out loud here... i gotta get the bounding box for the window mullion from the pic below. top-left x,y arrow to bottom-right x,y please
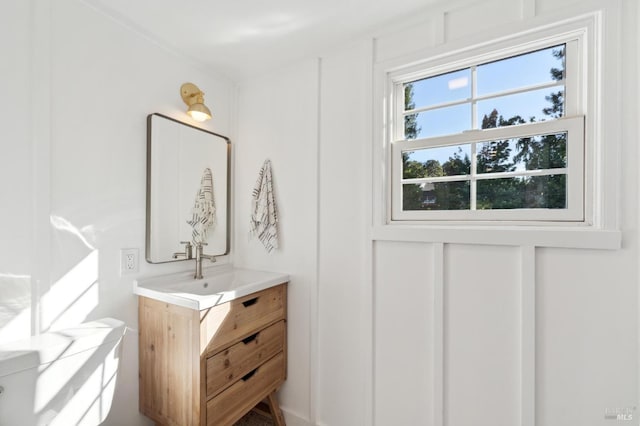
470,144 -> 477,211
397,82 -> 406,141
470,65 -> 478,210
564,39 -> 579,116
471,65 -> 478,129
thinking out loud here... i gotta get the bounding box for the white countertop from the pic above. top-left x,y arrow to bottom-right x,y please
133,265 -> 289,310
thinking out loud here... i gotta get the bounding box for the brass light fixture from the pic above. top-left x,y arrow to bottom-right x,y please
180,82 -> 212,122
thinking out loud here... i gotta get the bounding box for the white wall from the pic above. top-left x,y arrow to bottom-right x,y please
0,1 -> 236,425
0,0 -> 34,343
237,0 -> 639,425
316,43 -> 371,426
235,60 -> 319,425
235,44 -> 372,426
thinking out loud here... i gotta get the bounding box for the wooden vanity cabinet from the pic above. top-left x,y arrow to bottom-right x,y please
139,283 -> 287,426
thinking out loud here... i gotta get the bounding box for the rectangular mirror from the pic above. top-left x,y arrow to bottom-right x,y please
146,113 -> 230,263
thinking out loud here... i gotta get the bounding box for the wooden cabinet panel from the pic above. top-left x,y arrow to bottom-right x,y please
139,299 -> 200,426
139,299 -> 167,419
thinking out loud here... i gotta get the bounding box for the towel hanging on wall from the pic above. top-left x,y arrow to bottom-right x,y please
187,167 -> 216,244
250,159 -> 279,253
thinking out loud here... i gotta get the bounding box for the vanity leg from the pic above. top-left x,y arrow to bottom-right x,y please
266,392 -> 286,426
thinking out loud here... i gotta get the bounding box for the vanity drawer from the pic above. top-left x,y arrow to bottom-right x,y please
206,352 -> 285,426
201,284 -> 286,355
206,320 -> 285,398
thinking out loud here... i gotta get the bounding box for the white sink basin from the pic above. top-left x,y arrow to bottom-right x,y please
133,265 -> 289,310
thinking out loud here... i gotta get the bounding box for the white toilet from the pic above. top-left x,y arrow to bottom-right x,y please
0,318 -> 126,426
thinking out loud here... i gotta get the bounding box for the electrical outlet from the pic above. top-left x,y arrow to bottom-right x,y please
121,248 -> 139,274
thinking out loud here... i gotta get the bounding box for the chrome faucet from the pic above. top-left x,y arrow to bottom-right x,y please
194,242 -> 216,279
172,241 -> 193,260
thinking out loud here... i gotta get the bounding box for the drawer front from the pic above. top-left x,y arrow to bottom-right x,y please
206,320 -> 285,398
201,284 -> 286,355
206,352 -> 285,426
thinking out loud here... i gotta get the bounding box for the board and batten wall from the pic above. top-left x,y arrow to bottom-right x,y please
371,1 -> 638,426
235,60 -> 320,426
237,0 -> 639,425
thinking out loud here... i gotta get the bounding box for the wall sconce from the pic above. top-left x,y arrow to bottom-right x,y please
180,82 -> 212,122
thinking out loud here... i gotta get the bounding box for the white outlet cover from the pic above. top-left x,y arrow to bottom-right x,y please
120,248 -> 139,274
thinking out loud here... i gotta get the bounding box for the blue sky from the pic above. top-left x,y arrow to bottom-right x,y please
405,45 -> 564,166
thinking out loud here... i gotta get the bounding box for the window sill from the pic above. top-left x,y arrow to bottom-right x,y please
371,224 -> 621,250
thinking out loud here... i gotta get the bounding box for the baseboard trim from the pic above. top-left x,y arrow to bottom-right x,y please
282,407 -> 313,426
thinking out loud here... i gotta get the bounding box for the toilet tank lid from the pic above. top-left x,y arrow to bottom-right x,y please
0,318 -> 125,378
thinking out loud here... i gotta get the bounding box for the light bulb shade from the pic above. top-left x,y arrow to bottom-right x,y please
180,82 -> 212,122
187,103 -> 212,122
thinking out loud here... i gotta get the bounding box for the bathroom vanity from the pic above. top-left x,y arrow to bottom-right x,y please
140,115 -> 287,424
135,267 -> 289,426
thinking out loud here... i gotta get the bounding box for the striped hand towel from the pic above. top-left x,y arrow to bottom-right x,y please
249,159 -> 279,252
187,167 -> 216,244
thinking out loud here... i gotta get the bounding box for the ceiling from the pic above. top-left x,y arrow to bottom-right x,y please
83,0 -> 439,81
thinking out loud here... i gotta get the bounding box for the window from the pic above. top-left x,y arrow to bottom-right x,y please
389,37 -> 585,223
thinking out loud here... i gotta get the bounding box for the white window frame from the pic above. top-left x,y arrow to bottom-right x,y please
392,117 -> 584,221
372,8 -> 623,249
389,34 -> 585,223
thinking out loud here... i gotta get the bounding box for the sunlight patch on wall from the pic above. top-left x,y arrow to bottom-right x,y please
41,250 -> 99,332
34,341 -> 120,424
50,215 -> 94,250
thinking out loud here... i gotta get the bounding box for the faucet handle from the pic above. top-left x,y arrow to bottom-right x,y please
175,241 -> 193,259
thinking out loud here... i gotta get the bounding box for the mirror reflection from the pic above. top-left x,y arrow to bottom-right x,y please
146,113 -> 230,263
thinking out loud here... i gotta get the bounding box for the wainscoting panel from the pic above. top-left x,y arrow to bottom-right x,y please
444,244 -> 521,426
374,241 -> 435,426
536,247 -> 637,426
373,241 -> 531,426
